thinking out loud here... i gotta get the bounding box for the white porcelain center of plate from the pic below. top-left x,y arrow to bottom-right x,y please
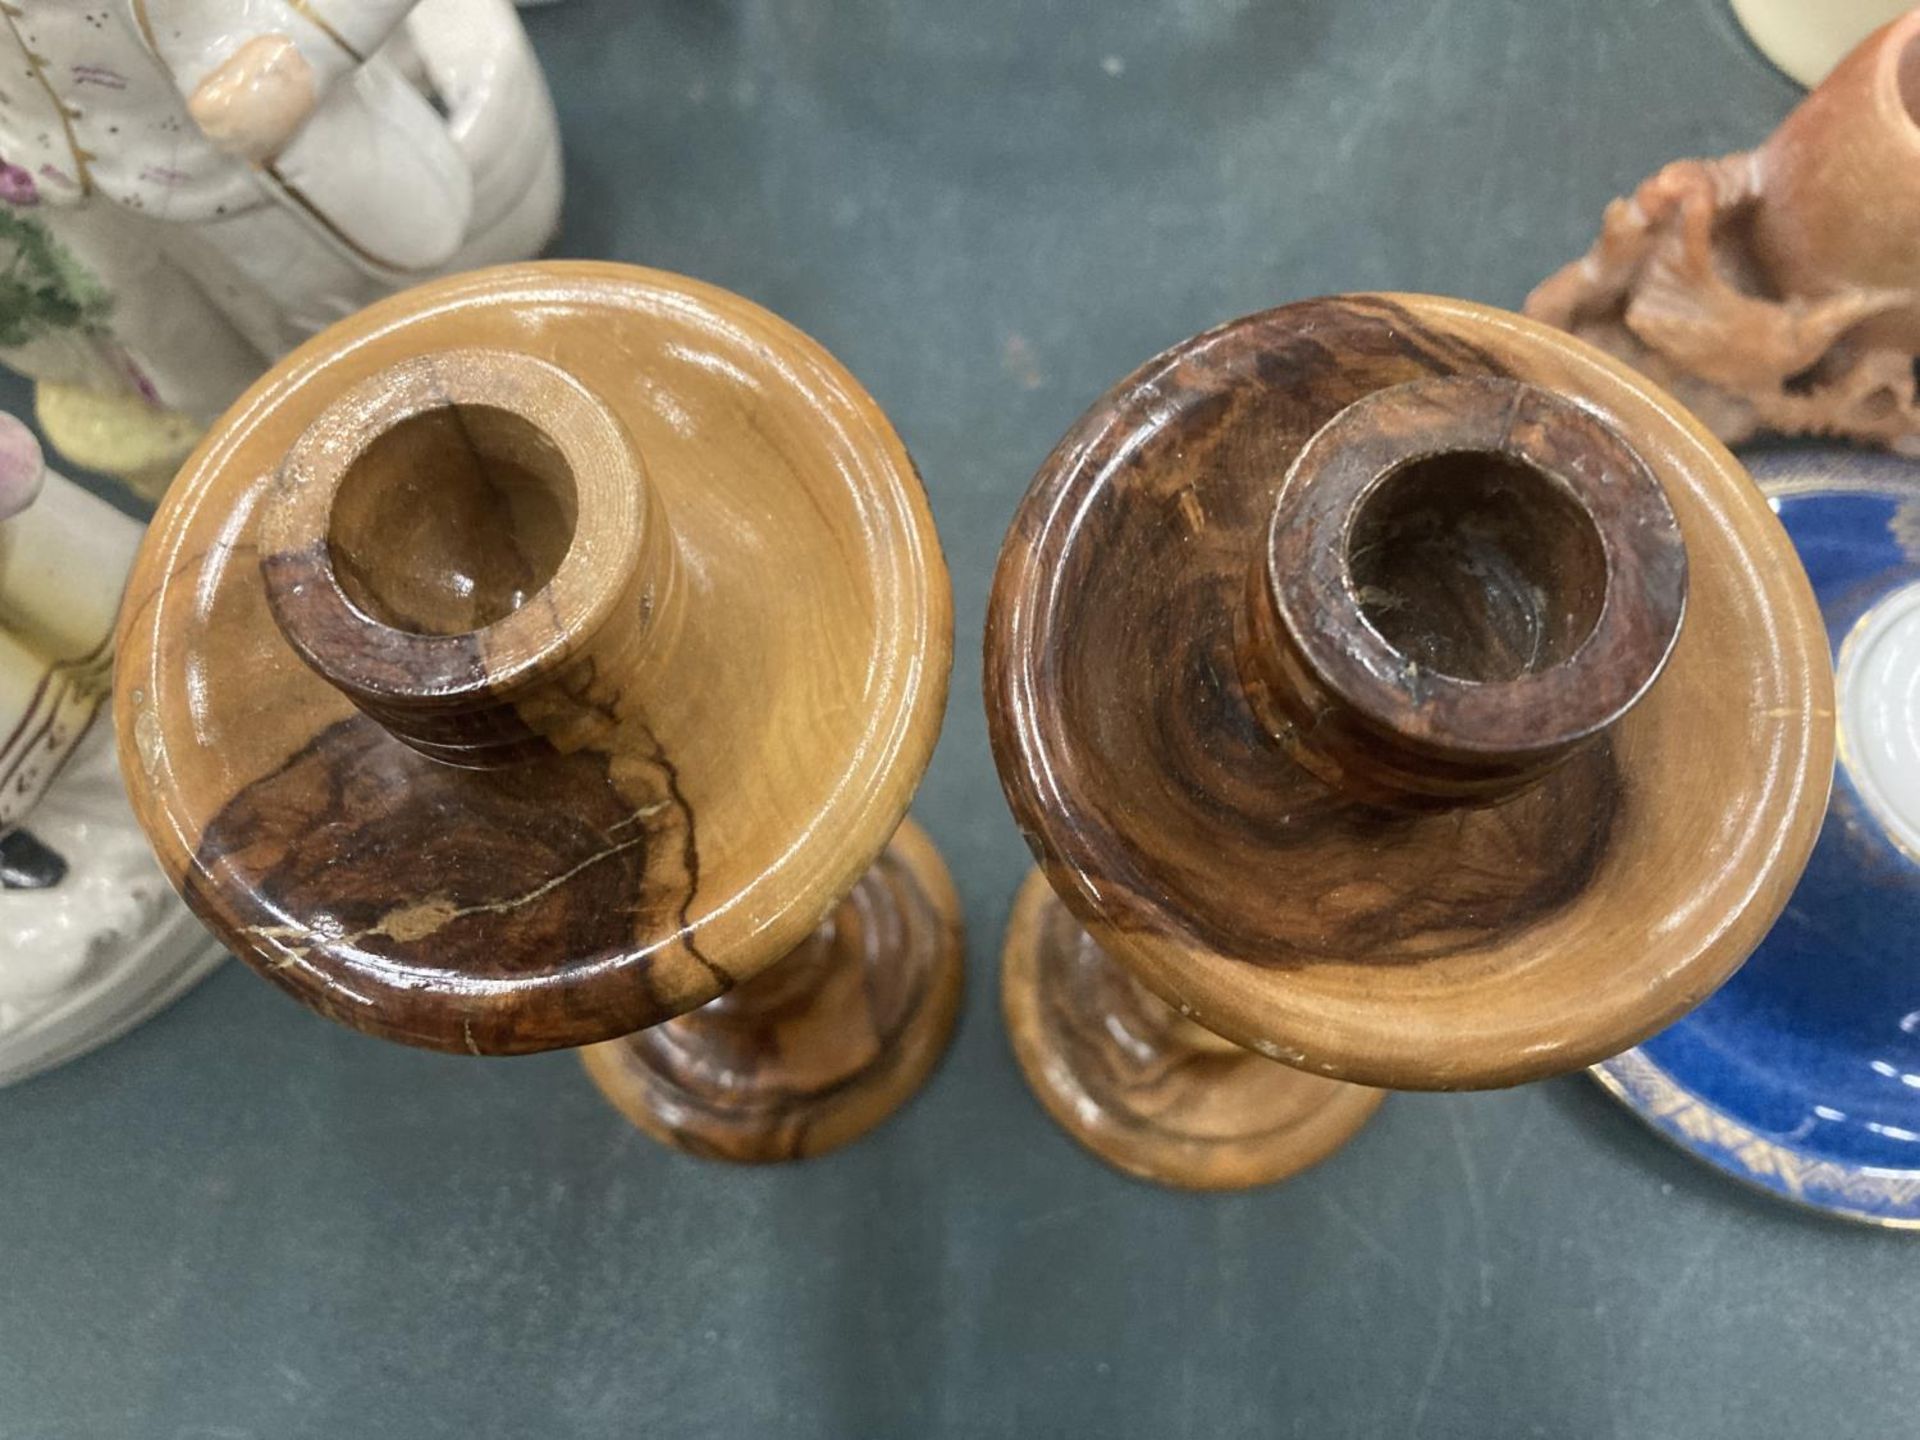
1838,579 -> 1920,860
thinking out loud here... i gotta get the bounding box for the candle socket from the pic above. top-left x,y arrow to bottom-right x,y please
259,349 -> 680,769
1239,375 -> 1687,806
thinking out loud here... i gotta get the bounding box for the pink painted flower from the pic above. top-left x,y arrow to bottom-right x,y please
0,162 -> 39,207
0,414 -> 45,520
126,362 -> 161,407
70,63 -> 128,91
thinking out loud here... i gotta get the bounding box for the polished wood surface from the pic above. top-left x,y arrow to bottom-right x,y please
986,293 -> 1833,1099
115,262 -> 953,1057
1243,372 -> 1686,804
583,819 -> 963,1162
1002,869 -> 1384,1190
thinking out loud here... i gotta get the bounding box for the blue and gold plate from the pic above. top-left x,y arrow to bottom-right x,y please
1593,446 -> 1920,1227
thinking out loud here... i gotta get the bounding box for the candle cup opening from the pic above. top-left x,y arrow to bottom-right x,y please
261,350 -> 659,768
1346,450 -> 1608,684
1249,375 -> 1687,801
327,402 -> 578,638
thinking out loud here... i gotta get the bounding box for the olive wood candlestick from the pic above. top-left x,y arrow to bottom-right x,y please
115,262 -> 959,1161
985,294 -> 1833,1190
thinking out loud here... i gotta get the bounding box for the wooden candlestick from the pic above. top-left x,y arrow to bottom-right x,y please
115,262 -> 960,1161
986,294 -> 1834,1189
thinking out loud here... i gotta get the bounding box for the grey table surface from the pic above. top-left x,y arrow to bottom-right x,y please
3,1 -> 1914,1436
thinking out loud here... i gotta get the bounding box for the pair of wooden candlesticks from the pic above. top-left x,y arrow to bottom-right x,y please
113,264 -> 1833,1189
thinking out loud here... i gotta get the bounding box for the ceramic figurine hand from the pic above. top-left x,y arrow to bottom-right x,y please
185,34 -> 320,164
0,0 -> 561,488
152,0 -> 473,274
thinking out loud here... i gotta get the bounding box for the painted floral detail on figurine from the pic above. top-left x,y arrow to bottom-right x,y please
0,161 -> 38,206
0,209 -> 112,349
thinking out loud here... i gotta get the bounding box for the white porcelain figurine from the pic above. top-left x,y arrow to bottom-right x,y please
0,0 -> 563,490
0,411 -> 219,1086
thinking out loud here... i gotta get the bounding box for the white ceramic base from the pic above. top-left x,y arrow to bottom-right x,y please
1838,578 -> 1920,861
0,729 -> 222,1087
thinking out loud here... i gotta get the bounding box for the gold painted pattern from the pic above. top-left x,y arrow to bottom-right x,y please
285,0 -> 366,64
0,3 -> 94,196
1594,1048 -> 1920,1229
133,0 -> 364,65
262,163 -> 408,275
130,0 -> 159,52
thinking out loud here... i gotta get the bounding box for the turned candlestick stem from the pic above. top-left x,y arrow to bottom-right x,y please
1241,375 -> 1688,804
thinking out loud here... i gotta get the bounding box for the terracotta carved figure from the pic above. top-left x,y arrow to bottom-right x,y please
1528,9 -> 1920,454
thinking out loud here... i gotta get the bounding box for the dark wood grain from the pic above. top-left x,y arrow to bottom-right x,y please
1251,373 -> 1686,802
115,264 -> 954,1058
581,819 -> 963,1162
181,714 -> 695,1053
986,292 -> 1832,1100
992,300 -> 1638,969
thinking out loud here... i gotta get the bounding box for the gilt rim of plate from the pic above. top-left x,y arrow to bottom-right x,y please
1592,445 -> 1920,1229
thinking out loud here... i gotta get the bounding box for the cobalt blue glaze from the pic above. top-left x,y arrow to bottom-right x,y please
1595,446 -> 1920,1226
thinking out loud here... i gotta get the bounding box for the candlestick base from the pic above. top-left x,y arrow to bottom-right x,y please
1001,870 -> 1383,1190
581,819 -> 962,1162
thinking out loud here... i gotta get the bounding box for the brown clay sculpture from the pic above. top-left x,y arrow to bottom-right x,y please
985,293 -> 1833,1190
1527,9 -> 1920,453
115,261 -> 960,1162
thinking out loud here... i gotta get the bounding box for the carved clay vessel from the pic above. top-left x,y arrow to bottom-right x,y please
985,294 -> 1834,1190
0,0 -> 562,491
0,412 -> 220,1086
115,261 -> 960,1161
1528,10 -> 1920,454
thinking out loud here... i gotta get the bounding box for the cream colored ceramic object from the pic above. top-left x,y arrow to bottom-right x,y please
1731,0 -> 1910,86
0,0 -> 563,484
0,414 -> 219,1086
